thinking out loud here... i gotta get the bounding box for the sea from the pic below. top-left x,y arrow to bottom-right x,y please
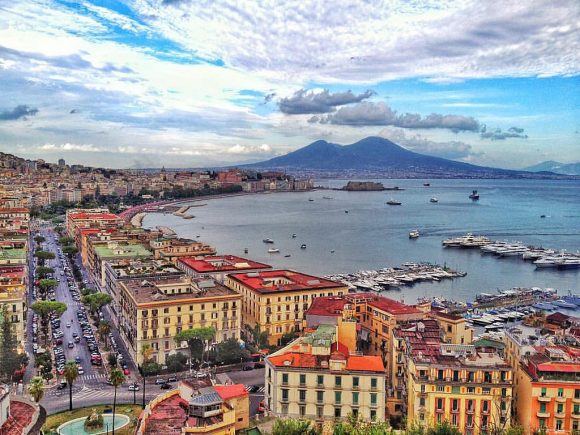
142,179 -> 580,305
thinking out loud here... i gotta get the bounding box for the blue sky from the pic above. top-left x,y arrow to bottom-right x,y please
0,0 -> 578,169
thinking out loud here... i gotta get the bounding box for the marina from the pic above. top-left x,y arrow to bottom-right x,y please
442,233 -> 580,270
325,262 -> 466,292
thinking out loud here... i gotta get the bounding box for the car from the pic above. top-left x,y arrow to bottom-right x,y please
78,367 -> 85,375
65,322 -> 71,328
74,336 -> 80,343
167,376 -> 178,383
192,371 -> 207,379
160,383 -> 171,390
75,356 -> 81,363
57,381 -> 67,390
155,379 -> 167,385
53,338 -> 63,345
254,362 -> 265,369
128,384 -> 139,391
67,341 -> 74,349
123,368 -> 130,375
242,365 -> 254,371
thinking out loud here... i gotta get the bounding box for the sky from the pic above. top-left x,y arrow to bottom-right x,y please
0,0 -> 578,169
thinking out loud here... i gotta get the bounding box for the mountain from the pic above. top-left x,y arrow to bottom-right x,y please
247,136 -> 534,177
524,160 -> 580,176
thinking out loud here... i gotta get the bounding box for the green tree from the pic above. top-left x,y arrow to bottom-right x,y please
272,418 -> 318,435
166,353 -> 187,373
0,304 -> 27,383
34,250 -> 55,266
34,235 -> 46,244
108,353 -> 118,368
35,352 -> 53,381
59,236 -> 75,245
215,338 -> 250,365
64,361 -> 79,411
140,344 -> 154,409
505,427 -> 525,435
333,413 -> 392,434
28,376 -> 45,403
249,324 -> 269,349
82,293 -> 112,315
174,327 -> 216,370
38,278 -> 58,294
109,368 -> 125,435
426,422 -> 462,435
31,301 -> 67,345
62,245 -> 79,256
35,266 -> 55,278
280,331 -> 298,346
97,320 -> 111,350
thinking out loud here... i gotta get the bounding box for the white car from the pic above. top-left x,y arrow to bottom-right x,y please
78,367 -> 85,375
66,322 -> 71,328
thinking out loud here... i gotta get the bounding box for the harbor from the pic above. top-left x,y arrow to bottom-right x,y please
442,233 -> 580,270
325,262 -> 466,292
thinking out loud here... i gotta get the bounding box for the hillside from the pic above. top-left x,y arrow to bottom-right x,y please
524,160 -> 580,176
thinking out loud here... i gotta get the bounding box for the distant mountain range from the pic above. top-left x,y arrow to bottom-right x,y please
246,136 -> 573,179
523,160 -> 580,176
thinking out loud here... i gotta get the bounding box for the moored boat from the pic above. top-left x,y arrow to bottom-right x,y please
268,248 -> 280,253
386,199 -> 402,205
409,230 -> 420,239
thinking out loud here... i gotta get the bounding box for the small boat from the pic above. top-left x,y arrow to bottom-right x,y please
345,210 -> 349,213
330,250 -> 335,253
268,248 -> 280,253
292,234 -> 297,238
386,200 -> 402,206
469,190 -> 480,200
540,215 -> 546,218
430,197 -> 438,203
284,254 -> 291,258
244,248 -> 248,254
263,238 -> 274,244
300,244 -> 307,249
423,183 -> 430,187
308,198 -> 314,202
552,299 -> 577,309
322,196 -> 333,200
409,230 -> 420,239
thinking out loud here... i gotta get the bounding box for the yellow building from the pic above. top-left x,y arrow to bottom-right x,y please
118,275 -> 242,365
265,322 -> 387,422
225,270 -> 347,346
0,265 -> 27,350
431,311 -> 474,344
149,237 -> 216,263
405,343 -> 513,435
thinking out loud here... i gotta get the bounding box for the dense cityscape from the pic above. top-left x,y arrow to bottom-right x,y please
0,152 -> 577,435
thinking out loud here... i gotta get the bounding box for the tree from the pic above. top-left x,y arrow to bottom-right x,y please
35,352 -> 53,381
174,327 -> 216,371
59,236 -> 74,245
34,250 -> 55,266
35,266 -> 55,279
109,368 -> 125,435
272,418 -> 318,435
140,344 -> 154,409
280,331 -> 298,346
215,338 -> 250,365
62,245 -> 78,256
97,320 -> 111,350
108,353 -> 118,368
333,414 -> 392,434
249,324 -> 269,349
0,304 -> 28,383
38,279 -> 58,294
28,376 -> 45,403
82,293 -> 112,315
166,353 -> 187,373
426,422 -> 462,435
64,361 -> 79,411
34,235 -> 46,244
31,301 -> 67,345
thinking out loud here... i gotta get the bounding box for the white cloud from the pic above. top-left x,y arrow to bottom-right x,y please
226,143 -> 273,154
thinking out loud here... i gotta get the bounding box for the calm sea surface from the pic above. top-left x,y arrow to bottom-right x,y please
142,179 -> 580,304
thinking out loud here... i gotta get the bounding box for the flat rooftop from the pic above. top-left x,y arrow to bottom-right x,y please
108,259 -> 181,278
123,276 -> 239,305
68,212 -> 120,220
0,248 -> 26,260
178,255 -> 271,273
228,270 -> 344,294
94,243 -> 152,258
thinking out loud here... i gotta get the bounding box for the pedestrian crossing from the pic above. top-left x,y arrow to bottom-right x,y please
80,373 -> 108,381
245,385 -> 265,394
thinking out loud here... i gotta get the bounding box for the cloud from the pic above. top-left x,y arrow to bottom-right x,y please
311,101 -> 480,132
278,89 -> 375,114
379,128 -> 479,160
0,105 -> 39,121
226,143 -> 273,154
480,125 -> 528,140
39,143 -> 104,152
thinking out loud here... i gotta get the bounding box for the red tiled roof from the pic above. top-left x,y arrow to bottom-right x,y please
306,297 -> 349,317
268,353 -> 318,369
433,311 -> 463,321
229,270 -> 344,294
268,351 -> 385,373
346,355 -> 384,372
369,296 -> 421,315
0,208 -> 29,213
69,212 -> 119,220
537,363 -> 580,373
214,384 -> 248,400
178,256 -> 271,273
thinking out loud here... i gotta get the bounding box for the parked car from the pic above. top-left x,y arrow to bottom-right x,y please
154,379 -> 167,385
160,383 -> 171,390
167,376 -> 178,383
128,384 -> 140,391
57,381 -> 67,390
242,365 -> 254,371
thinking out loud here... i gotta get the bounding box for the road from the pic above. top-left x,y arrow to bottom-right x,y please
228,368 -> 266,417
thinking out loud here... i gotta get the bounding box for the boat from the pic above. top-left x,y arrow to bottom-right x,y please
284,254 -> 291,258
469,190 -> 480,200
330,250 -> 335,253
409,230 -> 420,239
386,200 -> 402,206
262,238 -> 274,244
244,248 -> 248,254
308,198 -> 314,202
345,210 -> 349,213
540,215 -> 546,218
430,197 -> 438,203
292,234 -> 297,238
322,196 -> 333,200
423,183 -> 430,187
552,299 -> 577,309
268,248 -> 280,253
300,244 -> 307,249
183,214 -> 194,219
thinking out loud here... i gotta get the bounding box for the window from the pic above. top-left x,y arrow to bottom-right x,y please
451,414 -> 458,427
467,387 -> 475,394
452,399 -> 459,411
370,393 -> 377,406
467,400 -> 474,412
574,404 -> 580,415
353,377 -> 359,388
556,420 -> 562,431
558,388 -> 564,397
317,375 -> 324,386
483,387 -> 490,395
370,378 -> 377,389
541,387 -> 547,397
317,391 -> 324,403
453,370 -> 459,381
282,373 -> 288,385
299,390 -> 306,403
438,370 -> 444,380
540,403 -> 546,413
335,376 -> 342,387
575,389 -> 580,399
370,410 -> 376,420
483,401 -> 489,413
352,392 -> 359,405
420,397 -> 425,406
437,385 -> 445,392
299,374 -> 306,385
335,391 -> 342,404
557,403 -> 564,414
437,398 -> 444,411
467,371 -> 474,382
452,386 -> 460,394
334,407 -> 341,418
317,406 -> 323,418
281,389 -> 288,401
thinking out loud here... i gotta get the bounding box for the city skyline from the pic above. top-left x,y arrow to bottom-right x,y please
0,0 -> 579,169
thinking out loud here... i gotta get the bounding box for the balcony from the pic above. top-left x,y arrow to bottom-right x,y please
571,413 -> 580,419
466,408 -> 475,414
555,411 -> 566,418
482,409 -> 490,415
536,411 -> 550,418
537,396 -> 551,402
280,397 -> 289,403
555,396 -> 567,403
451,408 -> 460,414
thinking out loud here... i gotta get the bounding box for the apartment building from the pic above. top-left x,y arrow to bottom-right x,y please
265,322 -> 387,422
225,270 -> 348,345
117,275 -> 242,364
177,255 -> 271,283
0,265 -> 27,350
65,208 -> 123,238
149,237 -> 216,263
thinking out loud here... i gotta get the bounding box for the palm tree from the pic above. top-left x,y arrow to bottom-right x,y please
97,320 -> 111,350
28,376 -> 45,403
140,344 -> 154,409
109,368 -> 125,435
64,361 -> 79,411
